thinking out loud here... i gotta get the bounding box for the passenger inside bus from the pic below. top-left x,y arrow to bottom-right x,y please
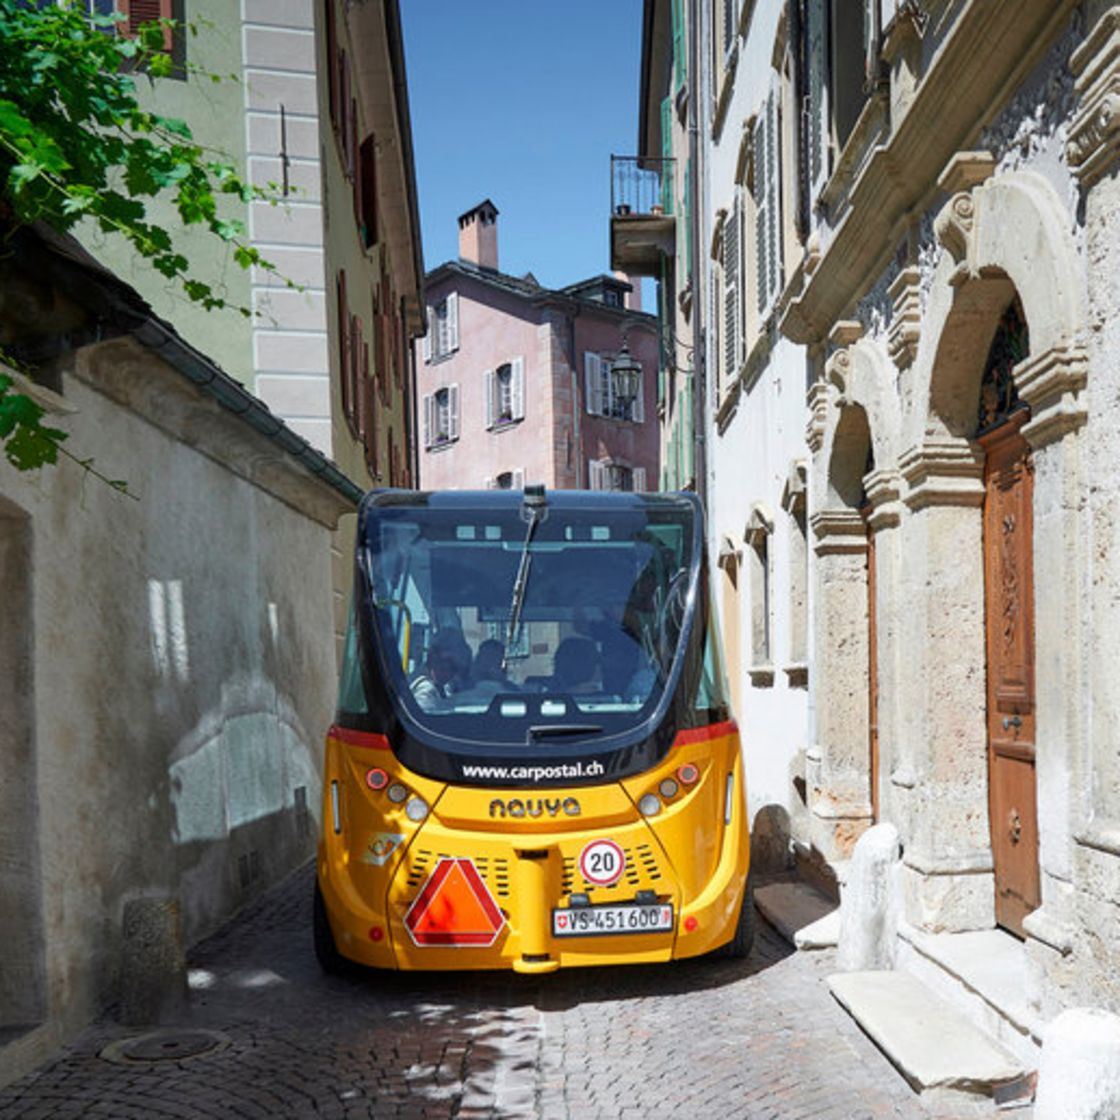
549,636 -> 601,694
410,629 -> 472,710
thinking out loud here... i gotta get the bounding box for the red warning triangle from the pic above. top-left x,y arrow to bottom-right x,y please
404,858 -> 506,947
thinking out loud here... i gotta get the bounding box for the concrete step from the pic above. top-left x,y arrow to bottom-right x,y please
828,970 -> 1030,1108
754,880 -> 839,949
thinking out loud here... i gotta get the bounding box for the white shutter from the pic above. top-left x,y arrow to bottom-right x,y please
511,356 -> 525,420
484,369 -> 494,429
723,207 -> 739,376
805,0 -> 830,202
766,78 -> 782,311
754,111 -> 769,318
634,467 -> 647,492
484,476 -> 495,489
448,383 -> 460,440
422,393 -> 432,448
422,307 -> 432,362
512,468 -> 525,489
584,352 -> 602,415
447,292 -> 459,352
588,459 -> 605,490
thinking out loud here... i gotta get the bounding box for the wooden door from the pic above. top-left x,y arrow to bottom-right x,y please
980,413 -> 1040,937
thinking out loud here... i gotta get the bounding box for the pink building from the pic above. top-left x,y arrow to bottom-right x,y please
416,200 -> 660,492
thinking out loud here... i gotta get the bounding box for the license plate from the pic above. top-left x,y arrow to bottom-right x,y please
551,903 -> 673,937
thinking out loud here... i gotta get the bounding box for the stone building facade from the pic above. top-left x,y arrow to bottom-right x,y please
628,0 -> 1120,1067
0,224 -> 357,1088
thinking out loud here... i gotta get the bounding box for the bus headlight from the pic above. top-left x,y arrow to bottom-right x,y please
405,797 -> 429,822
658,778 -> 679,799
387,783 -> 409,804
638,793 -> 661,817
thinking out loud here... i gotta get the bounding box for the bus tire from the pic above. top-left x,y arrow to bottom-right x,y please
712,872 -> 755,960
313,882 -> 351,976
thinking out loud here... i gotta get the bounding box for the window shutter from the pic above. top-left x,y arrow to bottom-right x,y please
336,270 -> 349,417
588,459 -> 605,490
766,79 -> 782,311
633,367 -> 645,423
422,305 -> 431,362
324,0 -> 338,127
448,383 -> 460,440
634,467 -> 647,493
722,0 -> 735,55
483,370 -> 494,429
512,468 -> 525,490
584,352 -> 602,416
671,0 -> 685,90
754,111 -> 769,317
723,208 -> 738,377
422,393 -> 432,449
511,356 -> 525,420
864,0 -> 881,89
660,97 -> 674,213
484,476 -> 495,489
120,0 -> 172,50
805,0 -> 830,202
447,292 -> 459,352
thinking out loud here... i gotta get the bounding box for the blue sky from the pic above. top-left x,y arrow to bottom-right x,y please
400,1 -> 645,292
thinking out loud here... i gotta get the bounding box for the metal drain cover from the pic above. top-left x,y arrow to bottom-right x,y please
101,1028 -> 229,1064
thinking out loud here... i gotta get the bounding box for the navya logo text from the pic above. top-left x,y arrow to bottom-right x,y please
489,797 -> 582,819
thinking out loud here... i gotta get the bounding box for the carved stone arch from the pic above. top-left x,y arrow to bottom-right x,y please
909,169 -> 1086,449
816,338 -> 901,511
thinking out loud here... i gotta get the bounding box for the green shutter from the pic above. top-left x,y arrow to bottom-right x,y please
660,96 -> 674,215
683,159 -> 693,290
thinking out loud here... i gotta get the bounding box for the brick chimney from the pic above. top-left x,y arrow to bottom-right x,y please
458,199 -> 499,271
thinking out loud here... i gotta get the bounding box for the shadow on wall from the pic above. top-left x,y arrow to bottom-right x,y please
751,804 -> 794,874
168,671 -> 322,943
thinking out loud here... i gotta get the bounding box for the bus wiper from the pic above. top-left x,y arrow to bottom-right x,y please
528,723 -> 603,738
502,483 -> 547,672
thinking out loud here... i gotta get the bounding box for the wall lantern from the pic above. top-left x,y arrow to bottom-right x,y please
610,339 -> 642,410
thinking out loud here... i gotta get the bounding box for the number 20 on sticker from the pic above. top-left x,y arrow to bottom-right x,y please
579,838 -> 625,886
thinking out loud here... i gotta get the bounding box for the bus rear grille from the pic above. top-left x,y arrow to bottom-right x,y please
405,849 -> 511,898
562,842 -> 665,896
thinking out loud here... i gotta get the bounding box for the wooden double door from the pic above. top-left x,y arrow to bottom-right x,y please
979,413 -> 1040,937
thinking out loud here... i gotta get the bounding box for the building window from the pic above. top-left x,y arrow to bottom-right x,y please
423,384 -> 459,449
745,505 -> 774,674
588,459 -> 647,492
485,358 -> 525,428
753,76 -> 783,321
422,293 -> 459,363
357,134 -> 377,249
488,468 -> 525,491
583,352 -> 645,423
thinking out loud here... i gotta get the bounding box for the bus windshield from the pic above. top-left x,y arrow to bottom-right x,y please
356,491 -> 699,748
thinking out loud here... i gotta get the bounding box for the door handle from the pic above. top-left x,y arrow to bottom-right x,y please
1002,715 -> 1022,731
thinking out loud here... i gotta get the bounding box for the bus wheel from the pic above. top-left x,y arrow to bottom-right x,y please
313,882 -> 351,975
712,872 -> 755,960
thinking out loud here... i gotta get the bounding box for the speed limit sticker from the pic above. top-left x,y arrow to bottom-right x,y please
578,838 -> 626,886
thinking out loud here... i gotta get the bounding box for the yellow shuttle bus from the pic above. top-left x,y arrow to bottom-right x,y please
315,485 -> 752,974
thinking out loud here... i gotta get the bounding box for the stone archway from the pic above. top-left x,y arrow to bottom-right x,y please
808,336 -> 903,866
0,497 -> 45,1038
898,164 -> 1086,935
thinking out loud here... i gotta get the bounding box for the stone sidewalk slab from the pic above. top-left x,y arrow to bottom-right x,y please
755,879 -> 840,948
829,969 -> 1027,1103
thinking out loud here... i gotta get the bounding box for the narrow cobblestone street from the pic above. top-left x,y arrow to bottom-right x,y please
0,865 -> 1023,1120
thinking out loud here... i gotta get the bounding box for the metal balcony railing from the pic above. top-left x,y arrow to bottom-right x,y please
611,156 -> 674,218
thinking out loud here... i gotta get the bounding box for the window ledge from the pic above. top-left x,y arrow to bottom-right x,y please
783,662 -> 808,689
427,351 -> 456,366
747,664 -> 775,688
425,438 -> 458,454
489,417 -> 522,433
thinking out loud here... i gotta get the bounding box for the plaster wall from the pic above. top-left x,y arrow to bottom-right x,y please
0,343 -> 337,1086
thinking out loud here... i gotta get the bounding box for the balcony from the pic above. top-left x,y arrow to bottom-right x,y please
610,156 -> 676,277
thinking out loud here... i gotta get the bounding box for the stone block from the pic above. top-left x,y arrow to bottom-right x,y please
837,821 -> 901,971
119,895 -> 187,1027
1034,1008 -> 1120,1119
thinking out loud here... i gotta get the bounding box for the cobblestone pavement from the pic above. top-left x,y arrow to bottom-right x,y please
0,864 -> 1024,1119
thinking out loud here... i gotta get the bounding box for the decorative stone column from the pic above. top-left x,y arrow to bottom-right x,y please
896,438 -> 993,932
1062,3 -> 1120,1011
864,469 -> 905,828
808,507 -> 873,865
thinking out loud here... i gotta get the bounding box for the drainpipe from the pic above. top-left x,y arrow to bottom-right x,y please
568,308 -> 582,488
687,0 -> 707,510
